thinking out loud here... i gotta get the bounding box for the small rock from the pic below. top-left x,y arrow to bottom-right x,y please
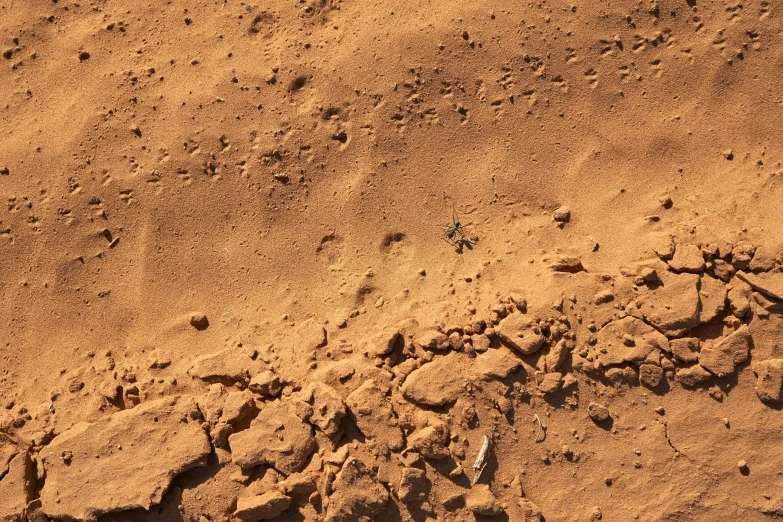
190,312 -> 209,330
588,402 -> 610,422
279,472 -> 317,497
738,460 -> 749,474
752,359 -> 783,403
593,289 -> 614,305
78,50 -> 91,61
346,379 -> 404,450
538,372 -> 562,394
668,243 -> 705,273
130,125 -> 141,137
442,492 -> 466,510
229,400 -> 316,474
654,406 -> 665,415
639,364 -> 664,388
670,338 -> 700,363
466,484 -> 504,516
398,468 -> 429,502
234,491 -> 291,521
407,421 -> 450,460
495,314 -> 545,355
249,370 -> 282,397
640,267 -> 660,282
591,505 -> 603,520
659,195 -> 673,208
722,149 -> 734,160
698,325 -> 752,377
676,365 -> 711,387
547,256 -> 585,273
324,458 -> 388,522
553,206 -> 571,223
416,329 -> 450,351
731,242 -> 756,270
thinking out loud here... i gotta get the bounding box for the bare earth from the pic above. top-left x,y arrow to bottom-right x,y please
2,1 -> 783,521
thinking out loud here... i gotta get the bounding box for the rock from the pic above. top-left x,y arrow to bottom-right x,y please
0,436 -> 34,522
547,256 -> 585,273
196,383 -> 228,425
628,272 -> 700,337
519,498 -> 544,521
587,402 -> 610,422
324,458 -> 389,522
737,460 -> 749,474
442,492 -> 466,510
538,372 -> 562,394
638,364 -> 664,387
727,284 -> 751,318
698,275 -> 727,324
401,353 -> 464,406
190,312 -> 209,330
676,365 -> 711,387
249,370 -> 282,397
545,339 -> 569,372
553,206 -> 571,223
24,499 -> 49,522
496,313 -> 546,355
640,267 -> 660,283
219,390 -> 258,428
698,325 -> 752,377
735,271 -> 783,302
234,491 -> 291,521
188,347 -> 262,384
39,397 -> 210,522
712,259 -> 736,282
296,383 -> 346,437
668,244 -> 705,273
398,468 -> 429,502
346,380 -> 404,450
594,316 -> 669,367
474,347 -> 522,379
402,349 -> 521,407
407,421 -> 450,460
467,484 -> 504,516
229,400 -> 316,474
670,338 -> 700,363
279,471 -> 317,497
147,349 -> 171,369
731,242 -> 756,270
650,233 -> 675,260
365,327 -> 401,356
416,329 -> 450,351
752,359 -> 783,403
593,289 -> 614,305
749,245 -> 778,272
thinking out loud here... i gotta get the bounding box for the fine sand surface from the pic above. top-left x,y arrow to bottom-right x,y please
3,1 -> 783,521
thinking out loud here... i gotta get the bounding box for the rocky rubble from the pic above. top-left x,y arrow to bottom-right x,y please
3,238 -> 783,521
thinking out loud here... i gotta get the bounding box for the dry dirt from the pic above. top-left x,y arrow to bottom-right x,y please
2,1 -> 783,521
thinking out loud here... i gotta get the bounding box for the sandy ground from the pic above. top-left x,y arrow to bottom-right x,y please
3,0 -> 783,521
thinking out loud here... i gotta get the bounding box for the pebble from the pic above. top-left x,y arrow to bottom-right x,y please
654,406 -> 665,415
738,460 -> 749,474
190,313 -> 209,330
588,402 -> 610,422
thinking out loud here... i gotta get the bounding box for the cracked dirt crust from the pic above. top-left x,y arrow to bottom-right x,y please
4,0 -> 783,521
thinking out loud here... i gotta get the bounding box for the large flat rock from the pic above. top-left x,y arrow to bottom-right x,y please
401,348 -> 522,407
40,396 -> 211,522
629,272 -> 701,337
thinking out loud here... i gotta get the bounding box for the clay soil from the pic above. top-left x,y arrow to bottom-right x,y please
3,1 -> 783,521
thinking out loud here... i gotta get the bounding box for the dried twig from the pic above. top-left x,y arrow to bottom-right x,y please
533,414 -> 545,443
472,434 -> 492,485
